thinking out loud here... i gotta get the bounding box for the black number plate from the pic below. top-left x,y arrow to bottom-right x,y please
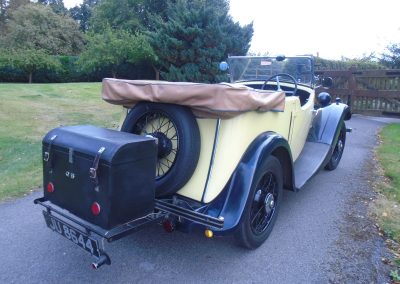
43,211 -> 100,258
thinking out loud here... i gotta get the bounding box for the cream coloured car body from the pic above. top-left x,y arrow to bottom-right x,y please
176,83 -> 315,203
118,84 -> 315,203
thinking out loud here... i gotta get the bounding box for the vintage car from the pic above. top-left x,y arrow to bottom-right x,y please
34,55 -> 351,269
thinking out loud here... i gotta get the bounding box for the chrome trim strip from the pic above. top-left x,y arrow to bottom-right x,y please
201,118 -> 221,203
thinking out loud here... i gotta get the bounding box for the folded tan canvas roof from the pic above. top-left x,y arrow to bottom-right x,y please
102,78 -> 285,119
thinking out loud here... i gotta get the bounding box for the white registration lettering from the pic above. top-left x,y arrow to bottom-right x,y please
50,218 -> 56,231
63,225 -> 71,240
78,234 -> 85,249
50,217 -> 62,234
70,229 -> 78,244
86,239 -> 94,254
55,220 -> 62,233
47,216 -> 96,255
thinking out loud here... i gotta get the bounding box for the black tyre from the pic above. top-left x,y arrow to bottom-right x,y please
324,123 -> 346,171
235,156 -> 283,249
121,102 -> 200,197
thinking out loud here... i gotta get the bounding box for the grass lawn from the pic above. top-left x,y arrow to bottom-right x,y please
375,123 -> 400,239
375,123 -> 400,279
0,83 -> 122,201
378,124 -> 400,203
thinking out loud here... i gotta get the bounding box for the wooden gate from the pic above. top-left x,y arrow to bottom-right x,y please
315,68 -> 400,117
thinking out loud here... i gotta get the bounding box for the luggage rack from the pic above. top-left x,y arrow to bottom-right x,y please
34,196 -> 224,269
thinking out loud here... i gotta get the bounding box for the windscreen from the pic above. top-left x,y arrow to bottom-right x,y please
227,56 -> 314,86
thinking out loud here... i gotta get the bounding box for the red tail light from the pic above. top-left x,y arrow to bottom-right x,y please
162,219 -> 175,233
47,182 -> 55,193
91,202 -> 101,216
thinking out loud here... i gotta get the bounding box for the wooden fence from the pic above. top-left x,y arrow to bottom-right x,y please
315,68 -> 400,117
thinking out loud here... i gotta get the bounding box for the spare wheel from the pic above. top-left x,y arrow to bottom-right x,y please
121,102 -> 201,197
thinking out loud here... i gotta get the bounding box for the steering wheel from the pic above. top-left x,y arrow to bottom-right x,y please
261,73 -> 298,96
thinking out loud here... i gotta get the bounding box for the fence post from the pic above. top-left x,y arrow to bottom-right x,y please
347,66 -> 356,109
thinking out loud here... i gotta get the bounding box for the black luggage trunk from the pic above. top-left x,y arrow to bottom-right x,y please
42,125 -> 157,229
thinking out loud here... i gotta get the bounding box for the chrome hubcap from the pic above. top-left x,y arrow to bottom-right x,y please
264,193 -> 275,215
250,171 -> 278,235
338,140 -> 344,153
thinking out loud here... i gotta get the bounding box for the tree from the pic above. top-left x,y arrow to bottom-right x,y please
90,0 -> 172,33
0,0 -> 8,35
37,0 -> 67,15
77,27 -> 157,78
1,0 -> 30,35
148,0 -> 253,82
7,0 -> 28,11
380,43 -> 400,69
0,48 -> 61,83
315,54 -> 384,71
69,0 -> 98,32
2,4 -> 85,55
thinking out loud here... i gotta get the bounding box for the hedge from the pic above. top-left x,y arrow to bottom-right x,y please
0,56 -> 156,83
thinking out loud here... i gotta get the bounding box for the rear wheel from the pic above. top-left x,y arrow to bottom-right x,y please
325,123 -> 346,171
235,156 -> 283,249
121,102 -> 200,196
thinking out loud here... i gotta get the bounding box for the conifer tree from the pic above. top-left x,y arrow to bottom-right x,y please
148,0 -> 253,82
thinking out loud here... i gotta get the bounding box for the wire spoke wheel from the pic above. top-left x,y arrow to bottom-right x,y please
133,112 -> 179,179
250,172 -> 278,235
331,130 -> 345,163
121,102 -> 200,197
325,123 -> 346,171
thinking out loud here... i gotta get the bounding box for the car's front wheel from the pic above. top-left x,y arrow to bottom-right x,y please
324,123 -> 346,171
235,156 -> 283,249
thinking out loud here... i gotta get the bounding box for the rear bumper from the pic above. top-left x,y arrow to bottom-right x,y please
34,197 -> 162,242
34,197 -> 163,269
35,196 -> 225,267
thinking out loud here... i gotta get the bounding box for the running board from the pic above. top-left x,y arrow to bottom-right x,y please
293,142 -> 331,189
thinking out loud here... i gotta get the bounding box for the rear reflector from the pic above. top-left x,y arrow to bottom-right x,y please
47,182 -> 54,193
91,202 -> 101,216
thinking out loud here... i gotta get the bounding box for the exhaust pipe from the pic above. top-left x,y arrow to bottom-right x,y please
91,254 -> 111,270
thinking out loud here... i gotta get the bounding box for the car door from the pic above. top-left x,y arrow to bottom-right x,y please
287,93 -> 314,161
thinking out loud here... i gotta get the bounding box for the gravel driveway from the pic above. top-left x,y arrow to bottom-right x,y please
0,115 -> 397,283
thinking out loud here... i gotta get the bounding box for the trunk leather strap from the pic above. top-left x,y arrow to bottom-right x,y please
44,135 -> 57,172
90,147 -> 106,184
